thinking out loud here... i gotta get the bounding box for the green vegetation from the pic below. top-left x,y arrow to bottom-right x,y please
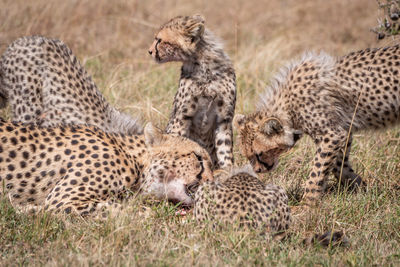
0,0 -> 399,265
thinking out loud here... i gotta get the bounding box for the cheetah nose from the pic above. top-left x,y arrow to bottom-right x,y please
148,50 -> 153,55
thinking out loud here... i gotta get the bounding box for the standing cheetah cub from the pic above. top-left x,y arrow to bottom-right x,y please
0,120 -> 213,217
234,46 -> 400,206
148,15 -> 236,170
0,36 -> 143,134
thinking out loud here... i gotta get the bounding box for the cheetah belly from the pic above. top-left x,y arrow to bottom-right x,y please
190,97 -> 217,146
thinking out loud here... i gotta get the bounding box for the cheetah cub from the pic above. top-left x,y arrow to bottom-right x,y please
194,165 -> 291,234
148,15 -> 236,170
234,47 -> 400,206
194,165 -> 347,246
0,36 -> 143,134
0,120 -> 213,217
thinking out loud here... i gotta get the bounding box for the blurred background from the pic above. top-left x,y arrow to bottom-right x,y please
0,0 -> 390,127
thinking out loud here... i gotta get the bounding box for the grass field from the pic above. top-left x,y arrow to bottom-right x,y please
1,0 -> 400,265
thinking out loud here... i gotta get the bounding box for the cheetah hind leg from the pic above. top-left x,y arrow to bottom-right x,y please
69,201 -> 123,221
45,200 -> 124,221
91,202 -> 124,221
12,203 -> 44,215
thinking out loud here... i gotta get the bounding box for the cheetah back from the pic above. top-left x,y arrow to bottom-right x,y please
194,172 -> 291,233
0,36 -> 142,134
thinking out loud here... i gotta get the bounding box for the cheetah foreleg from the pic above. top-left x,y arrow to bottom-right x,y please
302,132 -> 348,205
331,134 -> 365,191
214,120 -> 234,169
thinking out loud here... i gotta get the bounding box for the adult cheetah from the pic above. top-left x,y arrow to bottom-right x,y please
0,120 -> 213,217
0,36 -> 143,134
234,47 -> 400,206
148,15 -> 236,170
194,166 -> 347,246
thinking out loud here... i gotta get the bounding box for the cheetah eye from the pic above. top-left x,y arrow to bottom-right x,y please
193,153 -> 202,162
185,181 -> 200,197
193,153 -> 204,180
155,38 -> 162,44
255,153 -> 265,163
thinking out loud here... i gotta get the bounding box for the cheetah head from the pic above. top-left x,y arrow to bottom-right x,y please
141,123 -> 213,206
148,15 -> 205,63
233,113 -> 302,173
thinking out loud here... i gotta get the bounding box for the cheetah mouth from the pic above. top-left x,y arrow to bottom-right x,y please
168,198 -> 193,209
154,56 -> 174,64
255,154 -> 275,172
164,183 -> 199,208
155,54 -> 162,62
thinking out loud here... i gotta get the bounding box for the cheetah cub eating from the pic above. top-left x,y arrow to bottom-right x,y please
234,47 -> 400,206
0,36 -> 143,134
0,120 -> 213,217
148,15 -> 236,170
194,166 -> 347,246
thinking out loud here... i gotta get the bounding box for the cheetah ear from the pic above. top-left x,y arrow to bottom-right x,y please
144,123 -> 163,146
233,114 -> 246,130
261,118 -> 283,136
186,14 -> 205,40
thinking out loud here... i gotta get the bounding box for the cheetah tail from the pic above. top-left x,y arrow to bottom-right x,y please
303,230 -> 349,247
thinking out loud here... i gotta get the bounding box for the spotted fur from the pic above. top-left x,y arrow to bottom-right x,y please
194,166 -> 348,246
148,15 -> 236,170
0,36 -> 143,134
194,166 -> 291,234
234,46 -> 400,206
0,120 -> 213,217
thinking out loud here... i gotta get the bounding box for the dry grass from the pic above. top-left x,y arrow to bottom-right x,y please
1,0 -> 400,265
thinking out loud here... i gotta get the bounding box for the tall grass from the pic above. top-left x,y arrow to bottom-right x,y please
0,0 -> 399,265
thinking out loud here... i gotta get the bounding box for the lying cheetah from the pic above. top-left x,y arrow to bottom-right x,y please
194,166 -> 291,233
148,15 -> 236,170
234,47 -> 400,206
194,166 -> 347,246
0,36 -> 143,134
0,120 -> 213,217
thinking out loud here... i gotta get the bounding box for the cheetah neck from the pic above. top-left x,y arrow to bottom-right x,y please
256,51 -> 337,130
112,134 -> 150,190
181,30 -> 233,80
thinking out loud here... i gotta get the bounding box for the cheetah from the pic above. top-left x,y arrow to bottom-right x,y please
194,166 -> 347,246
148,15 -> 236,170
194,165 -> 291,234
0,119 -> 213,217
0,36 -> 143,134
234,47 -> 400,206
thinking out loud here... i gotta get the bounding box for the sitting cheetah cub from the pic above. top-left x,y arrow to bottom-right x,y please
194,166 -> 347,246
0,36 -> 143,134
148,15 -> 236,170
234,46 -> 400,206
0,119 -> 213,217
